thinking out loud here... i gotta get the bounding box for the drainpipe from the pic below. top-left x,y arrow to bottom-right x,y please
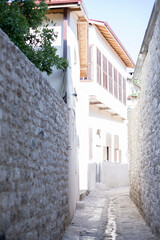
63,8 -> 68,60
61,8 -> 68,102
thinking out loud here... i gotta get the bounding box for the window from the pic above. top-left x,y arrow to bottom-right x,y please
108,62 -> 113,94
118,73 -> 122,102
123,78 -> 126,105
114,68 -> 118,98
97,48 -> 101,85
103,146 -> 110,161
107,146 -> 109,161
106,133 -> 111,161
103,56 -> 108,89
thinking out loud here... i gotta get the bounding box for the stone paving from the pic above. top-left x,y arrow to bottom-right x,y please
62,184 -> 160,240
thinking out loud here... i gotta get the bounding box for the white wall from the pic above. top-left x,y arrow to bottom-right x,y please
102,162 -> 129,187
76,85 -> 89,190
67,11 -> 80,108
44,11 -> 80,220
43,13 -> 65,96
66,10 -> 80,218
77,23 -> 129,190
89,105 -> 128,164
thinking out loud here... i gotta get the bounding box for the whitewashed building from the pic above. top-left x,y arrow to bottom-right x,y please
38,0 -> 135,218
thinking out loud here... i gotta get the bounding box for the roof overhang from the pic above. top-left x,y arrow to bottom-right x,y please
89,19 -> 135,68
37,0 -> 82,5
35,0 -> 82,10
37,0 -> 88,20
36,1 -> 135,69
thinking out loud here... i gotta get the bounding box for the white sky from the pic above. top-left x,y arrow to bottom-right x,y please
83,0 -> 155,64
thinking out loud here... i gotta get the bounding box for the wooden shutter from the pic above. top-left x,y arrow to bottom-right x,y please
88,46 -> 92,80
118,73 -> 122,102
119,150 -> 122,163
97,48 -> 101,85
114,68 -> 118,98
103,56 -> 108,89
106,133 -> 111,147
109,62 -> 113,94
123,78 -> 126,105
114,135 -> 119,150
78,22 -> 88,78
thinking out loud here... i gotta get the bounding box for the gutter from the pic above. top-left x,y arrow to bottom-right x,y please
133,0 -> 160,81
48,4 -> 80,8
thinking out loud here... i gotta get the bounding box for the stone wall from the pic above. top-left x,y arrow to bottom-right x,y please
129,13 -> 160,233
0,29 -> 69,240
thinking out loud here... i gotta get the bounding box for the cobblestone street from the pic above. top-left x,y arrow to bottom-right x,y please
62,184 -> 159,240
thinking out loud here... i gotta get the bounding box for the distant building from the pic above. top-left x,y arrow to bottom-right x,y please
127,69 -> 141,116
37,0 -> 135,218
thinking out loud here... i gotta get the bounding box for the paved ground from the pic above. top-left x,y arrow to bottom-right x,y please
62,184 -> 160,240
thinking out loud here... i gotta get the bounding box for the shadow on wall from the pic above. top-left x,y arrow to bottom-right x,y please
0,232 -> 5,240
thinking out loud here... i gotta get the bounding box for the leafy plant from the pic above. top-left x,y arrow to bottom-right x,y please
0,0 -> 68,75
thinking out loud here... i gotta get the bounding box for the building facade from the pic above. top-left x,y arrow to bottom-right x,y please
40,0 -> 135,216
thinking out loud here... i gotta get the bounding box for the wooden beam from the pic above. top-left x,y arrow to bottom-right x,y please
47,9 -> 64,13
111,113 -> 119,116
99,107 -> 111,110
78,21 -> 88,78
70,8 -> 81,12
90,101 -> 102,105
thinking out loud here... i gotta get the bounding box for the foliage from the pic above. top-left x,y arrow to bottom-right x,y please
133,79 -> 141,86
0,0 -> 68,75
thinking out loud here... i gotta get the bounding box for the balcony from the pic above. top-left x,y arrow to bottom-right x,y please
80,81 -> 127,120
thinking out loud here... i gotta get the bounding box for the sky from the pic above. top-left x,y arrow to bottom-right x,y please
83,0 -> 155,64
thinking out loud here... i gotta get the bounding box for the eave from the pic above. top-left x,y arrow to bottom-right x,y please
89,19 -> 135,68
36,0 -> 82,5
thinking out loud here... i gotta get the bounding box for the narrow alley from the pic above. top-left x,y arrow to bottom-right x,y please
62,184 -> 159,240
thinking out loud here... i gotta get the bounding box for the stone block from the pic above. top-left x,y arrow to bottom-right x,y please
0,168 -> 6,183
